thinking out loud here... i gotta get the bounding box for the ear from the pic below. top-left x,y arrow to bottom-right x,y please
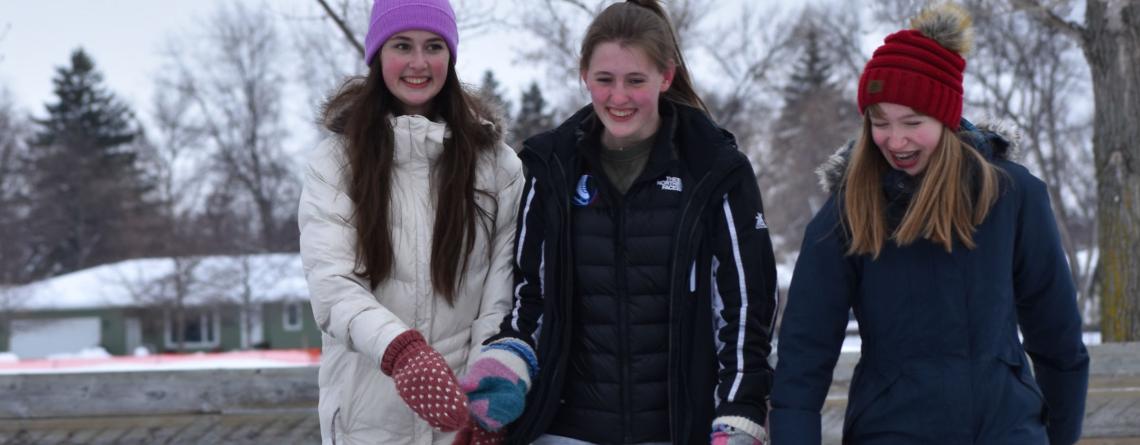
660,62 -> 677,93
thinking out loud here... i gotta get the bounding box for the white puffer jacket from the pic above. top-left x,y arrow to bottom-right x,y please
298,115 -> 523,445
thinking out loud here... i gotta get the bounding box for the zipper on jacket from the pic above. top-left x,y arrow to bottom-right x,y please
617,202 -> 632,442
667,160 -> 744,442
517,153 -> 575,442
553,154 -> 575,435
668,171 -> 711,442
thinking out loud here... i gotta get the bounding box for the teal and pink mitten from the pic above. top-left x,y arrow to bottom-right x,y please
459,338 -> 538,431
711,416 -> 769,445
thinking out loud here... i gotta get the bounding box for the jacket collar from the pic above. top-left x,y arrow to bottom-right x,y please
815,117 -> 1022,194
522,100 -> 739,182
390,114 -> 449,164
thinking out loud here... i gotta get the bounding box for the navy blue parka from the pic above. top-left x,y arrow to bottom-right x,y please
770,120 -> 1089,445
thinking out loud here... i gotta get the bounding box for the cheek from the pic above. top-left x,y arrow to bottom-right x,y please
919,129 -> 942,152
380,59 -> 404,88
871,128 -> 888,148
629,89 -> 659,109
431,55 -> 449,80
587,84 -> 609,105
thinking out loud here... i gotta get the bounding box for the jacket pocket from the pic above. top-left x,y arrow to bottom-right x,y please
997,350 -> 1050,426
842,361 -> 902,438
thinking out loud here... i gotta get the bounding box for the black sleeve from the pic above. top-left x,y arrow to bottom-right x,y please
709,171 -> 779,424
487,174 -> 547,351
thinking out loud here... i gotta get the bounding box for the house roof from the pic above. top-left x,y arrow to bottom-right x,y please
8,253 -> 309,311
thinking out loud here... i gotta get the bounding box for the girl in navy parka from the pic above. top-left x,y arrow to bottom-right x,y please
770,4 -> 1089,445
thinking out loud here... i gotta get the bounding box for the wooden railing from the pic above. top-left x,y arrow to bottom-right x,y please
0,344 -> 1137,444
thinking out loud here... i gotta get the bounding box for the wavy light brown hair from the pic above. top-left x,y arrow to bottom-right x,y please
320,57 -> 497,305
842,104 -> 1000,258
579,0 -> 707,112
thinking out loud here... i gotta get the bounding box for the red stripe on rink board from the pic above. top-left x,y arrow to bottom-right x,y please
0,348 -> 321,371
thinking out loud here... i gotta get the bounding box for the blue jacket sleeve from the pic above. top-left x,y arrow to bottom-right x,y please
1010,168 -> 1089,445
769,196 -> 856,445
708,172 -> 778,426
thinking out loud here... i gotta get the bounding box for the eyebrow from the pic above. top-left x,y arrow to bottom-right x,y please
870,113 -> 922,120
590,70 -> 647,77
389,35 -> 445,44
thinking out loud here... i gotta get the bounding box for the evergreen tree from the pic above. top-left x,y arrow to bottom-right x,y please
26,48 -> 162,277
478,69 -> 510,118
763,23 -> 858,261
510,81 -> 554,150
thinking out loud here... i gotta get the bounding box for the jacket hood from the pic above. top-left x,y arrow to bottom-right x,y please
320,79 -> 505,144
522,100 -> 740,180
815,117 -> 1021,193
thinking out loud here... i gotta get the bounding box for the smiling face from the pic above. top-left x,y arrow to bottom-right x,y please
869,102 -> 945,176
582,41 -> 674,148
379,30 -> 450,116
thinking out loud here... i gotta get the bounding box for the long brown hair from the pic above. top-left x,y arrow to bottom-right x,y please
320,57 -> 498,305
579,0 -> 707,112
842,104 -> 1000,258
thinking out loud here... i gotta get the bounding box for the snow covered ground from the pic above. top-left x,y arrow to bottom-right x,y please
0,347 -> 319,374
0,331 -> 1103,375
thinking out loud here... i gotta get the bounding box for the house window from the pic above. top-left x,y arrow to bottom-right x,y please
164,309 -> 221,349
283,302 -> 303,332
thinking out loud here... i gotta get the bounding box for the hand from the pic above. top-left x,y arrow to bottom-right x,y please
711,424 -> 769,445
459,338 -> 536,431
381,330 -> 468,431
451,418 -> 506,445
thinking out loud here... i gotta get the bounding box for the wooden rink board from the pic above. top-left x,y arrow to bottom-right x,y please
0,411 -> 320,445
0,344 -> 1138,444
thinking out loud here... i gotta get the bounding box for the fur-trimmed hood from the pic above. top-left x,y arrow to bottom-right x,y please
319,79 -> 506,144
815,118 -> 1021,193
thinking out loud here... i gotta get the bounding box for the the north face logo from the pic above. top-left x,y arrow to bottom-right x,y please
657,176 -> 682,192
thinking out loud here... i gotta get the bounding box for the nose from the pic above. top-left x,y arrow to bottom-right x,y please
409,50 -> 428,69
609,84 -> 630,104
886,130 -> 908,150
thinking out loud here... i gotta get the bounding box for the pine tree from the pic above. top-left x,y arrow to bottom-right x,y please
26,48 -> 162,277
510,81 -> 554,150
763,23 -> 858,261
478,69 -> 510,118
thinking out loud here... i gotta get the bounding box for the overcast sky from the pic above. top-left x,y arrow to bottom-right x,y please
0,1 -> 541,131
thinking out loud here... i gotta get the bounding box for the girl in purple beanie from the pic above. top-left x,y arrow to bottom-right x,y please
298,0 -> 523,443
769,4 -> 1088,444
460,1 -> 778,444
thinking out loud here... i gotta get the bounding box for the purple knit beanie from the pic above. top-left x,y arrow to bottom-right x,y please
364,0 -> 458,66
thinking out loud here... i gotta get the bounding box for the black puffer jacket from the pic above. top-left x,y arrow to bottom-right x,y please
489,101 -> 778,444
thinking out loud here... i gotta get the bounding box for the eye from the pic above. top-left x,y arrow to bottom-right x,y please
391,42 -> 411,51
594,76 -> 613,84
904,121 -> 923,127
427,42 -> 446,52
870,121 -> 888,128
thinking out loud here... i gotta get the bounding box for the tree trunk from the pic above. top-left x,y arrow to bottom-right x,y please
1086,1 -> 1140,341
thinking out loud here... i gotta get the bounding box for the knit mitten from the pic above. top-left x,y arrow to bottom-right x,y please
711,417 -> 769,445
459,338 -> 538,431
381,329 -> 468,431
451,419 -> 506,445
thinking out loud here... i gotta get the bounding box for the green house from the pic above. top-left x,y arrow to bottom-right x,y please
0,254 -> 320,358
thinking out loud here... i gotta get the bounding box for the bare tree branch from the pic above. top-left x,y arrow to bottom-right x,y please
1009,0 -> 1086,42
315,0 -> 366,58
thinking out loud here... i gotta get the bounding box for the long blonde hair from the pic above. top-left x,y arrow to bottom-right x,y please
842,104 -> 1001,258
